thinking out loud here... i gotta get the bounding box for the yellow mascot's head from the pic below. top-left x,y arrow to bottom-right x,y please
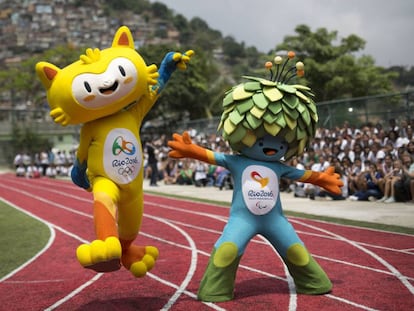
36,26 -> 158,125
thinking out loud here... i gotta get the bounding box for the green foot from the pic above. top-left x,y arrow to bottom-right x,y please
198,244 -> 242,302
285,253 -> 332,294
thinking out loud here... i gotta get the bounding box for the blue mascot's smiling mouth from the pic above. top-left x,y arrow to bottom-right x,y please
100,81 -> 119,94
263,148 -> 277,156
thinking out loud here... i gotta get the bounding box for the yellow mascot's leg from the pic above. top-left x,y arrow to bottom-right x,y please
117,185 -> 159,277
120,239 -> 159,277
76,177 -> 122,273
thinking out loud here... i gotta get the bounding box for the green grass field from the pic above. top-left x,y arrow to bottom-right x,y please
0,200 -> 50,278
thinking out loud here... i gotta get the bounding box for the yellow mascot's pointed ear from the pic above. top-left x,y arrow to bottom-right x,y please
35,61 -> 61,90
112,26 -> 135,49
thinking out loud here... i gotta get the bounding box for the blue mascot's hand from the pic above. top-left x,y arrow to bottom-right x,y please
155,50 -> 194,93
71,159 -> 91,191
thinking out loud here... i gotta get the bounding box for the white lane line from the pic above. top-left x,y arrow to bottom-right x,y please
144,199 -> 414,242
314,254 -> 414,281
6,175 -> 414,240
145,204 -> 383,311
3,280 -> 66,284
146,215 -> 198,311
41,218 -> 222,311
140,231 -> 289,282
325,294 -> 380,311
168,219 -> 414,260
145,216 -> 414,282
8,176 -> 414,253
0,198 -> 56,283
291,218 -> 414,295
0,181 -> 292,308
144,202 -> 408,310
45,273 -> 103,311
2,180 -> 409,310
143,206 -> 414,280
6,178 -> 412,259
0,185 -> 222,310
288,214 -> 414,237
146,272 -> 226,311
0,183 -> 92,217
294,229 -> 414,255
259,236 -> 298,311
0,197 -> 103,310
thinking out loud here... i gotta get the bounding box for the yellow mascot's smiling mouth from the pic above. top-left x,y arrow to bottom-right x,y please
100,81 -> 119,94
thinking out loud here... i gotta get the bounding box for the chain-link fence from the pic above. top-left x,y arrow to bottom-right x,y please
166,90 -> 414,136
316,91 -> 414,129
0,90 -> 413,165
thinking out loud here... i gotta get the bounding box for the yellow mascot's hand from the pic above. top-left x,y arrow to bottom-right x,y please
173,50 -> 194,70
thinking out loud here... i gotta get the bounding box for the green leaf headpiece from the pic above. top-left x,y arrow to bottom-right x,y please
217,51 -> 318,160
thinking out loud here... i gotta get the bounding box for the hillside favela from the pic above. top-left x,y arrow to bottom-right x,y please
0,0 -> 186,164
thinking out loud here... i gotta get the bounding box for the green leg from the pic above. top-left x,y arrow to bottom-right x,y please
284,243 -> 332,294
198,242 -> 242,302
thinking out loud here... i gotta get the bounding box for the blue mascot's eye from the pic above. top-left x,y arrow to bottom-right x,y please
84,81 -> 92,93
119,65 -> 126,76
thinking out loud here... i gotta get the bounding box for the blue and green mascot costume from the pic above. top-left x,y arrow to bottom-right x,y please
168,52 -> 343,301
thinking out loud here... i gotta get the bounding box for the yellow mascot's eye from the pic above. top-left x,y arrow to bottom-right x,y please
118,66 -> 126,77
84,81 -> 92,93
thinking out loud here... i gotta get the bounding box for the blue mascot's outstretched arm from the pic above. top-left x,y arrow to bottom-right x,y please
154,50 -> 194,93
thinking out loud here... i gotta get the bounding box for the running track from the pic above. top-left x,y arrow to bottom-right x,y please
0,173 -> 413,311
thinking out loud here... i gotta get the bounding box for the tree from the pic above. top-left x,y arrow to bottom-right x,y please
138,44 -> 224,122
172,14 -> 189,32
274,25 -> 398,101
388,65 -> 414,90
0,44 -> 84,111
189,17 -> 210,32
103,0 -> 150,11
8,125 -> 52,164
222,36 -> 246,64
150,1 -> 171,20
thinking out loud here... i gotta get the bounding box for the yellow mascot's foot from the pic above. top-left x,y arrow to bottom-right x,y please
122,245 -> 159,277
76,237 -> 122,272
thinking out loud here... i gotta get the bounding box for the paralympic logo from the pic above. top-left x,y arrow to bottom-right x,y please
112,135 -> 136,156
251,171 -> 269,188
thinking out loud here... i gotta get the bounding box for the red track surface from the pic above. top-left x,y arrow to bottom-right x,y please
0,173 -> 413,311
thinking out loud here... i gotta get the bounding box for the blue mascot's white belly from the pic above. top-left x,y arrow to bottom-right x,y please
241,165 -> 279,215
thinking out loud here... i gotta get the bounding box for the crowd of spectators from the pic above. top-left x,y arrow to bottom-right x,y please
13,118 -> 414,204
13,148 -> 75,179
142,130 -> 234,190
142,119 -> 414,204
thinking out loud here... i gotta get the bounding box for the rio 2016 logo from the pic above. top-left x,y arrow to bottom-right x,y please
104,129 -> 141,184
251,171 -> 269,188
111,135 -> 137,177
112,136 -> 136,156
242,165 -> 278,215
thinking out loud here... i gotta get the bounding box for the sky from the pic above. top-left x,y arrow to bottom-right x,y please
150,0 -> 414,68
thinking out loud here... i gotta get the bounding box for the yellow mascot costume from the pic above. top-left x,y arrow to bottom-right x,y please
36,26 -> 193,277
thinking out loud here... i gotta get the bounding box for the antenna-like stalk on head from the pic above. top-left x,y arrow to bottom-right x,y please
265,51 -> 305,84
